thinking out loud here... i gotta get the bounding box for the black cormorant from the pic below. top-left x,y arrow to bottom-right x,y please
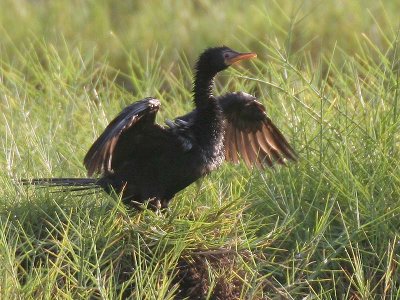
23,46 -> 296,209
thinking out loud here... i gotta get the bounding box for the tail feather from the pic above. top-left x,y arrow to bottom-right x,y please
21,177 -> 102,191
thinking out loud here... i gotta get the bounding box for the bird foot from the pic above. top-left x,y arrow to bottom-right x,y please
147,198 -> 169,211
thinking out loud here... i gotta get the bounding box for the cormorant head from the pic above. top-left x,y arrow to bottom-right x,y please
195,46 -> 257,76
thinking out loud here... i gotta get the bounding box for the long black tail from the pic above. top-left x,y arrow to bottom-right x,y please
21,178 -> 103,192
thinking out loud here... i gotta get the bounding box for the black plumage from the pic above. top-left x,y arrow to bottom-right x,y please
23,46 -> 296,209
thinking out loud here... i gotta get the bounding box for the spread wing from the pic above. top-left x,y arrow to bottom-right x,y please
84,97 -> 161,176
219,92 -> 297,168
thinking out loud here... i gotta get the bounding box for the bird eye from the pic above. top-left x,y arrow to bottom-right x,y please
223,53 -> 230,59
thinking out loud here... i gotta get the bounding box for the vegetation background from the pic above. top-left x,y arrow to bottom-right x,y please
1,0 -> 399,299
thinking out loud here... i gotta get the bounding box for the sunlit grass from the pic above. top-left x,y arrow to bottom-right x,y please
1,1 -> 400,299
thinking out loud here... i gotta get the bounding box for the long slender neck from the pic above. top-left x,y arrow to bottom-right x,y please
192,68 -> 216,108
190,67 -> 224,149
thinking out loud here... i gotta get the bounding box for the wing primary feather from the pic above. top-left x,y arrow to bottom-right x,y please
84,98 -> 160,176
265,119 -> 297,161
218,92 -> 296,167
256,130 -> 285,164
248,132 -> 267,168
235,128 -> 245,164
262,119 -> 297,161
261,123 -> 287,164
253,132 -> 273,167
229,124 -> 240,163
240,131 -> 252,167
237,130 -> 251,167
242,131 -> 258,168
224,124 -> 232,161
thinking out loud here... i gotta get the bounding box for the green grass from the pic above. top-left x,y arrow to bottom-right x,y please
1,0 -> 400,299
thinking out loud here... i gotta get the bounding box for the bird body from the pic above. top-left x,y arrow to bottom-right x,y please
23,47 -> 296,209
89,99 -> 226,207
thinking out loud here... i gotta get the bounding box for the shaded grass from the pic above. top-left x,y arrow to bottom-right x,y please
1,1 -> 400,299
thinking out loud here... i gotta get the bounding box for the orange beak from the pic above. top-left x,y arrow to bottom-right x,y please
226,52 -> 257,65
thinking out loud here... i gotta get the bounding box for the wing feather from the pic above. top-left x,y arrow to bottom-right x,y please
84,97 -> 161,176
227,124 -> 239,163
224,123 -> 232,161
239,131 -> 252,167
247,132 -> 266,168
219,92 -> 297,168
263,119 -> 297,161
243,131 -> 259,168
